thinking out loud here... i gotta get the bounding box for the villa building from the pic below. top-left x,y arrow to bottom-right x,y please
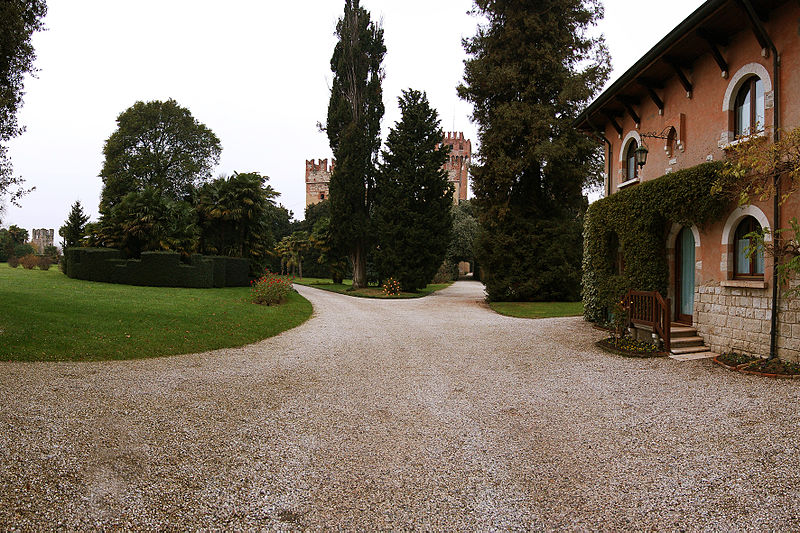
575,0 -> 800,360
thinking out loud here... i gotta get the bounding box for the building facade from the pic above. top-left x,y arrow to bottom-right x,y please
575,0 -> 800,361
305,132 -> 472,208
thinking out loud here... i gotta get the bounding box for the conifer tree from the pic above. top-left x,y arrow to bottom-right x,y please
326,0 -> 385,289
374,89 -> 452,292
458,0 -> 609,301
59,200 -> 90,248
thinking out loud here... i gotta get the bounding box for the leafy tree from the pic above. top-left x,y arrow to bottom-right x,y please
99,99 -> 221,212
0,0 -> 46,208
310,216 -> 347,283
447,200 -> 479,265
326,0 -> 386,289
275,231 -> 310,277
99,188 -> 198,257
8,224 -> 27,246
374,89 -> 452,292
458,0 -> 609,301
301,199 -> 331,233
59,200 -> 90,248
13,242 -> 34,257
195,171 -> 278,272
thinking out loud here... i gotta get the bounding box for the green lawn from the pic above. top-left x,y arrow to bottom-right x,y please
489,301 -> 584,319
0,265 -> 312,362
293,277 -> 452,299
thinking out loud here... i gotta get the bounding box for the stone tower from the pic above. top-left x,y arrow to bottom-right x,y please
305,158 -> 334,208
439,132 -> 471,204
30,228 -> 54,254
305,132 -> 471,208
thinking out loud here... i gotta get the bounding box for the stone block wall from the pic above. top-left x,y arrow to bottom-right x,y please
694,282 -> 800,363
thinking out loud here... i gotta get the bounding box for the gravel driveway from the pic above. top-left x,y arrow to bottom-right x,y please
1,280 -> 799,530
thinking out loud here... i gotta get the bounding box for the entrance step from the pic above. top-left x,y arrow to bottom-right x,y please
669,324 -> 710,355
671,336 -> 705,348
669,351 -> 718,361
670,345 -> 710,355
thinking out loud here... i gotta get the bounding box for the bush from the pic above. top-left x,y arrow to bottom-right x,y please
382,277 -> 401,296
20,254 -> 38,269
38,256 -> 52,270
14,243 -> 35,258
432,261 -> 458,284
251,271 -> 294,305
8,256 -> 19,268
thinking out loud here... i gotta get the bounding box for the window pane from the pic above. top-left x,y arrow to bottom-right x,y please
736,85 -> 751,137
754,243 -> 764,274
737,238 -> 751,274
754,78 -> 765,132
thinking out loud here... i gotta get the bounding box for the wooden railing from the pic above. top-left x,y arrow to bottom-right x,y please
623,290 -> 671,352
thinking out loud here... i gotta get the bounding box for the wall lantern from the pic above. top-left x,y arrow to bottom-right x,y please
634,143 -> 649,168
636,125 -> 676,168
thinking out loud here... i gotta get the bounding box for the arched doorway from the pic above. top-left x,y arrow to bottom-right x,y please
675,226 -> 695,324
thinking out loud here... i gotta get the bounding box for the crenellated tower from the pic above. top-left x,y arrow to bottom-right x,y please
305,158 -> 334,207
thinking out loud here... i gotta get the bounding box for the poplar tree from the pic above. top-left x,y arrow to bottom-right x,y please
326,0 -> 385,289
374,89 -> 452,291
458,0 -> 609,301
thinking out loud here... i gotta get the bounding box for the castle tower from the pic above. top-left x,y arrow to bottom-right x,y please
305,158 -> 334,208
438,132 -> 471,204
304,132 -> 471,208
30,228 -> 54,254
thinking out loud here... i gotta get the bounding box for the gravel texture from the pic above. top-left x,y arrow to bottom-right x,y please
1,280 -> 800,530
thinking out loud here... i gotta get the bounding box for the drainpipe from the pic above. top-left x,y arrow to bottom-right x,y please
740,0 -> 780,359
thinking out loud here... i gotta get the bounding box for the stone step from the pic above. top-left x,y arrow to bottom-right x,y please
670,325 -> 698,337
670,345 -> 711,355
671,336 -> 706,348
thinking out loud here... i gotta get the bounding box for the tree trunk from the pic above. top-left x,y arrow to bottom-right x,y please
351,244 -> 367,289
299,258 -> 303,279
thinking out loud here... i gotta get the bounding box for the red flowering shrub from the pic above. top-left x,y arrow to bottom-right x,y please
251,270 -> 294,305
382,277 -> 401,296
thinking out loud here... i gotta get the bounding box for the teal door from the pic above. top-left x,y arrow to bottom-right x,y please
675,227 -> 695,323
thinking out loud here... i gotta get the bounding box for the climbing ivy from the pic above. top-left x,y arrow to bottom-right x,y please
582,162 -> 730,323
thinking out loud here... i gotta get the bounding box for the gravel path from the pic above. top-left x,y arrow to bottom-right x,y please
1,280 -> 799,530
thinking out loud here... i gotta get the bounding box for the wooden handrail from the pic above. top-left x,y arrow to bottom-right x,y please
623,289 -> 671,352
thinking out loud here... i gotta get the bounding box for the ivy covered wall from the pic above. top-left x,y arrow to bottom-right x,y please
582,162 -> 730,323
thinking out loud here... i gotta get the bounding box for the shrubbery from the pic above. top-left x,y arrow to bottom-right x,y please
251,271 -> 294,305
20,254 -> 38,269
8,256 -> 19,268
382,277 -> 401,296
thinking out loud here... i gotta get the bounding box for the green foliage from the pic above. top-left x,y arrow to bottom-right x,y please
478,213 -> 585,301
99,99 -> 222,212
458,0 -> 610,302
326,0 -> 386,289
196,171 -> 278,273
274,231 -> 311,277
582,162 -> 729,322
374,89 -> 452,292
0,267 -> 312,362
13,242 -> 34,257
8,224 -> 27,244
63,247 -> 250,288
309,216 -> 348,283
59,200 -> 90,248
99,187 -> 198,258
0,0 -> 46,207
447,200 -> 478,265
250,271 -> 295,305
42,244 -> 59,260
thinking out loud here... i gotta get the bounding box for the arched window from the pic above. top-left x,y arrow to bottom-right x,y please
734,76 -> 765,138
625,141 -> 638,181
734,216 -> 764,278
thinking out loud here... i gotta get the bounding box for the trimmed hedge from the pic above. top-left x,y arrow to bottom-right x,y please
64,248 -> 250,288
582,162 -> 730,324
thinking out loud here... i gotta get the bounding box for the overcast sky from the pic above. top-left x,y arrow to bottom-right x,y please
3,0 -> 705,236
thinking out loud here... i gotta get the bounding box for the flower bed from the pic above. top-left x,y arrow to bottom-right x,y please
713,352 -> 800,378
596,336 -> 665,358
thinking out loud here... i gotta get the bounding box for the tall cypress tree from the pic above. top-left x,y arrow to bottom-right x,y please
374,89 -> 452,292
326,0 -> 385,289
458,0 -> 609,301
